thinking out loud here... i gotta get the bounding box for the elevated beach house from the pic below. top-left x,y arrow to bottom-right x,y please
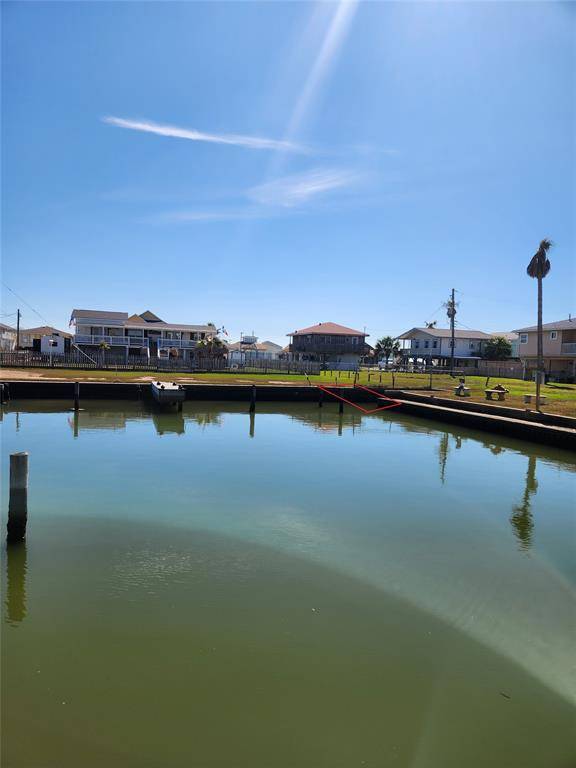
70,309 -> 218,362
397,327 -> 493,369
513,318 -> 576,381
287,322 -> 369,368
0,323 -> 16,351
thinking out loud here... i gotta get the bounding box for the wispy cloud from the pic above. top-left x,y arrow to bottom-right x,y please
162,209 -> 269,223
102,116 -> 306,153
249,168 -> 362,208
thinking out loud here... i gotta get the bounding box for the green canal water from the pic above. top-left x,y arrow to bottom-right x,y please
1,400 -> 575,767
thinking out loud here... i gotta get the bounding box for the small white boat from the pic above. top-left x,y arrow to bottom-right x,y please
151,381 -> 186,406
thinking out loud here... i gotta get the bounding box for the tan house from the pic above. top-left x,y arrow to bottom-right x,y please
513,318 -> 576,381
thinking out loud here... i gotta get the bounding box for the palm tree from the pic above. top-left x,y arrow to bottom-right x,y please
98,340 -> 110,367
375,336 -> 400,367
195,335 -> 226,368
526,239 -> 552,410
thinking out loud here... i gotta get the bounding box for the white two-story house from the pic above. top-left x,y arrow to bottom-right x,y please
397,327 -> 493,369
70,309 -> 218,362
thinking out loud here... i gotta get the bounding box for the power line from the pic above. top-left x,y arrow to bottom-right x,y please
1,283 -> 51,326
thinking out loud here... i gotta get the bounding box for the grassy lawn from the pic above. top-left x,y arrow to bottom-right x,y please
2,367 -> 575,417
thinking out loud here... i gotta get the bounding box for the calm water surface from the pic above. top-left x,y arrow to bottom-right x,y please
1,400 -> 575,767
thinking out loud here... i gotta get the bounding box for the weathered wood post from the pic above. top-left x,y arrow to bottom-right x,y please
318,388 -> 323,408
429,371 -> 433,390
7,452 -> 29,542
339,397 -> 344,415
392,372 -> 396,388
74,381 -> 80,411
249,411 -> 255,438
249,385 -> 256,413
379,373 -> 382,385
6,539 -> 27,624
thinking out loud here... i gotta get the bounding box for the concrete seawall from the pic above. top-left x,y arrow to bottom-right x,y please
2,380 -> 575,450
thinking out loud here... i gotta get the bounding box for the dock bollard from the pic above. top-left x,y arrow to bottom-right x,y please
7,452 -> 29,543
249,385 -> 256,413
74,381 -> 80,411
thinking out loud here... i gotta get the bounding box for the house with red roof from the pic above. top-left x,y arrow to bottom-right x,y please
287,322 -> 369,369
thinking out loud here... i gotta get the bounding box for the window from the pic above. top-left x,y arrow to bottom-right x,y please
550,331 -> 558,340
520,334 -> 528,344
469,342 -> 475,349
432,340 -> 438,348
351,336 -> 358,345
424,340 -> 429,348
414,340 -> 420,349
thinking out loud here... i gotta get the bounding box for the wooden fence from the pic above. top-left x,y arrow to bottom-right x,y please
0,351 -> 322,375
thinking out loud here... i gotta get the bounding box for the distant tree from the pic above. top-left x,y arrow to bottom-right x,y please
483,337 -> 512,360
375,336 -> 400,366
196,335 -> 226,358
526,238 -> 552,409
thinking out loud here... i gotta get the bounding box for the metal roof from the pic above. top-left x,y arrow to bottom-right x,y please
289,322 -> 367,337
513,318 -> 575,333
397,327 -> 492,340
71,309 -> 129,320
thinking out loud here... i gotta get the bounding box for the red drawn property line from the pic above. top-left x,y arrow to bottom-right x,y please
354,384 -> 403,407
316,385 -> 402,414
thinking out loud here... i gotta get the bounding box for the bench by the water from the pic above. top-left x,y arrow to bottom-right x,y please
485,389 -> 507,402
523,394 -> 547,406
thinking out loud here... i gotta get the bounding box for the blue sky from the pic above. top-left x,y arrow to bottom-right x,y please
2,1 -> 574,344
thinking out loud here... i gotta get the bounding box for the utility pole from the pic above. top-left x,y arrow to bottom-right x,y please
16,309 -> 21,350
447,289 -> 456,376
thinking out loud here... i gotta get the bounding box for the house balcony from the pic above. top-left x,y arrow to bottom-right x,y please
157,338 -> 197,350
291,343 -> 365,355
74,334 -> 149,347
561,343 -> 576,355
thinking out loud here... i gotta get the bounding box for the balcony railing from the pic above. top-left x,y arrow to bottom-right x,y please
561,342 -> 576,355
291,344 -> 365,355
157,338 -> 197,349
74,334 -> 149,347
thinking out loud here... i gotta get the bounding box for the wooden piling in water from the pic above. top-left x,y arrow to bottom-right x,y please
0,383 -> 4,404
249,385 -> 256,413
7,452 -> 28,543
74,381 -> 80,411
339,398 -> 344,415
318,388 -> 323,408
